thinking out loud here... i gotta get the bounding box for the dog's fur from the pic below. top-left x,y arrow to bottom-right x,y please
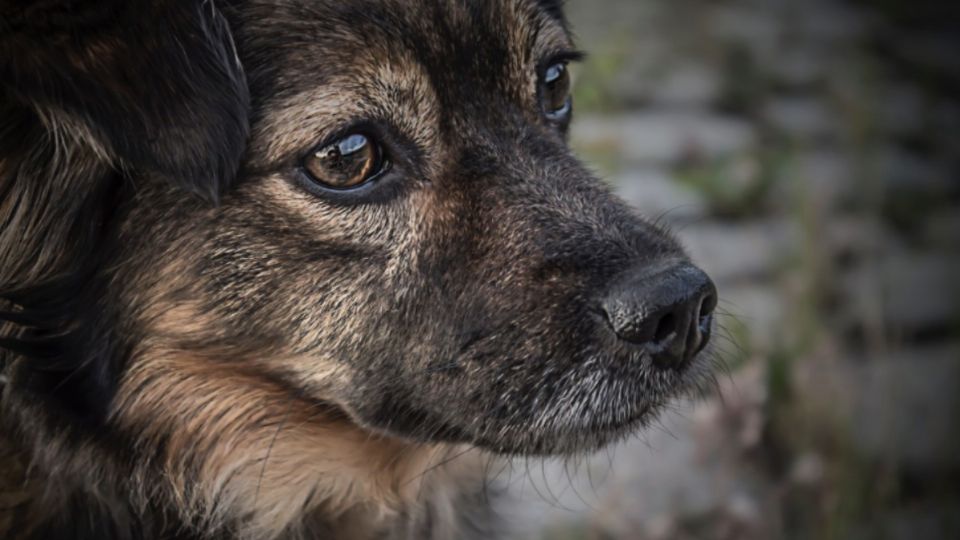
0,1 -> 713,538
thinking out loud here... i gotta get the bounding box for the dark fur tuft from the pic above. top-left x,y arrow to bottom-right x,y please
0,0 -> 250,421
536,0 -> 566,21
0,0 -> 249,203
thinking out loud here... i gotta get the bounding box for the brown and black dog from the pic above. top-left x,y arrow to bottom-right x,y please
0,1 -> 718,538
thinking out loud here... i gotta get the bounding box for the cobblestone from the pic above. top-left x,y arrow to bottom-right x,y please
572,112 -> 756,166
517,0 -> 960,537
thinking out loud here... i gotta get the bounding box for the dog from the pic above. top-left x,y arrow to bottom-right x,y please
0,0 -> 718,538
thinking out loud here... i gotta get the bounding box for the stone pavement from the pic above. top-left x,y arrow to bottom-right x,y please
507,0 -> 960,538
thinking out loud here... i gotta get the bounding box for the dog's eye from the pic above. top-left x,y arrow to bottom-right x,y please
541,62 -> 572,121
303,133 -> 387,189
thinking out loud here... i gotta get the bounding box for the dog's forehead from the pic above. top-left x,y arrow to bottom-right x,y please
241,0 -> 569,70
238,0 -> 571,164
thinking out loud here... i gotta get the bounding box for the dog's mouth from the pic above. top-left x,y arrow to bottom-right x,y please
467,344 -> 713,456
338,325 -> 715,457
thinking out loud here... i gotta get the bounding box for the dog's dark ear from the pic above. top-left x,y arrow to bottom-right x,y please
0,0 -> 249,203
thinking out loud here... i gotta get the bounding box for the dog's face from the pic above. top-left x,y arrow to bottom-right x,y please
120,0 -> 713,456
3,0 -> 715,459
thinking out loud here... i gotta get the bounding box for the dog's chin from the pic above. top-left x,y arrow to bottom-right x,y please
447,349 -> 712,457
335,345 -> 712,457
466,403 -> 657,456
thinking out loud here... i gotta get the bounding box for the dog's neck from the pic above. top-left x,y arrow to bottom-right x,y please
0,357 -> 498,540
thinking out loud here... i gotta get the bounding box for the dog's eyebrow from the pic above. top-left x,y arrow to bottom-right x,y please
250,61 -> 441,169
523,4 -> 577,64
542,49 -> 587,65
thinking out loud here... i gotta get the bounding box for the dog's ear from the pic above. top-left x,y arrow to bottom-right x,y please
0,0 -> 249,203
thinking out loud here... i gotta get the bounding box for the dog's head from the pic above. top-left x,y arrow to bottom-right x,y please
1,0 -> 715,460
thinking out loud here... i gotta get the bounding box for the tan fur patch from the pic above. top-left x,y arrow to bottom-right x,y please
113,346 -> 480,539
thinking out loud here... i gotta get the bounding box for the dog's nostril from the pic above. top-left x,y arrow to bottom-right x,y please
653,312 -> 676,343
601,262 -> 717,367
699,293 -> 717,319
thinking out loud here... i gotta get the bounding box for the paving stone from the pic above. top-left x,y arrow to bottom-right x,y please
851,503 -> 960,540
923,206 -> 960,249
709,5 -> 783,68
881,251 -> 960,333
763,96 -> 838,140
677,219 -> 799,285
614,167 -> 708,225
880,83 -> 928,137
572,112 -> 757,166
823,215 -> 888,258
808,345 -> 960,471
788,452 -> 825,487
790,150 -> 857,210
881,29 -> 960,82
768,46 -> 829,89
516,0 -> 960,537
786,0 -> 869,44
871,146 -> 957,196
649,63 -> 723,109
842,249 -> 960,335
718,284 -> 786,351
932,99 -> 960,151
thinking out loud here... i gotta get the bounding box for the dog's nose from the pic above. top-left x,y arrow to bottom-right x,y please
601,262 -> 717,367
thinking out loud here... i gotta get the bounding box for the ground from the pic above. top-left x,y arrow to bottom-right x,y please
508,0 -> 960,538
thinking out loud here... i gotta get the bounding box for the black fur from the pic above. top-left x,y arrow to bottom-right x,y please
535,0 -> 566,21
0,0 -> 249,202
0,0 -> 248,418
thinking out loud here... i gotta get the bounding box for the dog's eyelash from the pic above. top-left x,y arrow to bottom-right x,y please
539,50 -> 586,74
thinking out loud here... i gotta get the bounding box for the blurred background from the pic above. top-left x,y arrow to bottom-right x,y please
506,0 -> 960,538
